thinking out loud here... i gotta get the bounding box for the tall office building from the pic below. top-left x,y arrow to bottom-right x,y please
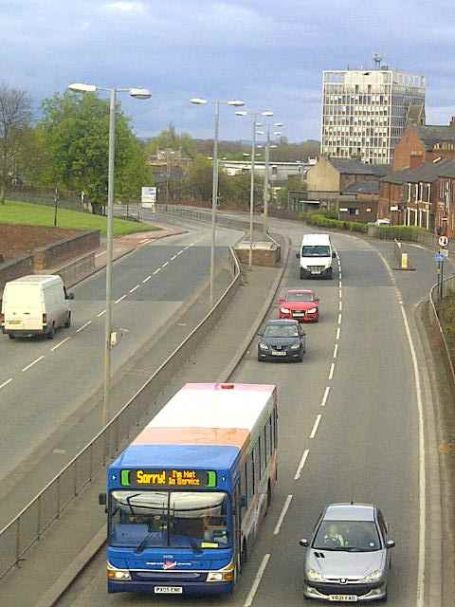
321,66 -> 426,164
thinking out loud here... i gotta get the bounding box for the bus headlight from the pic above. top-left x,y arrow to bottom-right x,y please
207,564 -> 235,582
107,563 -> 131,581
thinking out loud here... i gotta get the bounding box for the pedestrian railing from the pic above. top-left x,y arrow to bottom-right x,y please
428,274 -> 455,390
0,247 -> 240,580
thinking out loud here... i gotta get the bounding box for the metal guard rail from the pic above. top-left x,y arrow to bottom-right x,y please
0,247 -> 241,579
428,275 -> 455,389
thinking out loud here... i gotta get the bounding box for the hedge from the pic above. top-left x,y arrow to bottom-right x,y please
301,213 -> 368,233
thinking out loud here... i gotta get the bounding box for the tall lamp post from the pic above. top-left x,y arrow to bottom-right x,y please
190,97 -> 245,307
68,83 -> 151,426
262,120 -> 284,235
236,110 -> 274,267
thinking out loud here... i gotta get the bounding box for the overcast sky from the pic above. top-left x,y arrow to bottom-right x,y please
2,0 -> 455,142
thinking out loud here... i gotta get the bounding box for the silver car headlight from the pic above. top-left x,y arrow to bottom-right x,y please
290,343 -> 301,350
363,569 -> 383,582
259,343 -> 269,350
306,568 -> 324,581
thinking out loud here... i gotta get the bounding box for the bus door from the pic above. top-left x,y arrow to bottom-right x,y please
234,481 -> 243,568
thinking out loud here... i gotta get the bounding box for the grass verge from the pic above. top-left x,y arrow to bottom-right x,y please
0,200 -> 158,237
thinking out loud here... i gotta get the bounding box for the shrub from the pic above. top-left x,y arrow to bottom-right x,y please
303,213 -> 367,233
375,225 -> 426,242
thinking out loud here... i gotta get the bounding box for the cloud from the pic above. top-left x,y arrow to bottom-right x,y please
104,1 -> 146,13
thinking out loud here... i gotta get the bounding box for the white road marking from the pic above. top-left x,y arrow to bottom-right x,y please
153,268 -> 161,275
0,378 -> 13,390
336,327 -> 341,341
115,294 -> 127,304
129,285 -> 140,293
243,553 -> 271,607
51,337 -> 71,351
273,495 -> 293,535
376,250 -> 426,607
294,449 -> 309,480
176,249 -> 184,256
170,255 -> 177,261
22,355 -> 45,372
52,448 -> 66,455
321,386 -> 331,408
76,320 -> 92,333
339,289 -> 343,299
162,261 -> 169,268
338,313 -> 342,325
96,309 -> 106,317
142,275 -> 151,283
333,344 -> 338,359
339,301 -> 343,312
329,362 -> 335,380
310,414 -> 322,439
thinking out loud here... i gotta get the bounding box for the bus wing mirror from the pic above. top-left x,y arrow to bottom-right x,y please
98,492 -> 107,506
332,251 -> 337,259
296,252 -> 300,259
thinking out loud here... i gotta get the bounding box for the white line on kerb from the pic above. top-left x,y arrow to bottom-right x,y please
321,386 -> 331,407
294,449 -> 309,480
115,294 -> 127,304
337,313 -> 342,325
51,337 -> 71,351
22,355 -> 44,372
142,275 -> 151,283
310,414 -> 322,439
333,344 -> 338,359
162,261 -> 169,268
153,268 -> 161,275
329,362 -> 335,380
129,285 -> 140,293
273,495 -> 293,535
96,309 -> 106,317
243,553 -> 271,607
0,378 -> 13,390
76,320 -> 92,333
336,327 -> 341,341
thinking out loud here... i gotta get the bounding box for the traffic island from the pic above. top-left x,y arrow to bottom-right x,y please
235,240 -> 281,266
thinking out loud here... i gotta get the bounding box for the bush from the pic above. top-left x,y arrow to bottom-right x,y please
374,225 -> 426,242
302,213 -> 368,233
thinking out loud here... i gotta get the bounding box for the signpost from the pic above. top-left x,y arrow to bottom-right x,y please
141,186 -> 157,210
435,237 -> 449,301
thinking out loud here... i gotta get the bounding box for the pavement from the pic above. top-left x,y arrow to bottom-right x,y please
0,236 -> 288,607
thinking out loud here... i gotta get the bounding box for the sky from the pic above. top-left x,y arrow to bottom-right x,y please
2,0 -> 455,143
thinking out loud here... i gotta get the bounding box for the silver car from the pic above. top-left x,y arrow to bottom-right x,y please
300,503 -> 395,603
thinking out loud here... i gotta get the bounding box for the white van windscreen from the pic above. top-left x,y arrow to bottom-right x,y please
302,245 -> 330,257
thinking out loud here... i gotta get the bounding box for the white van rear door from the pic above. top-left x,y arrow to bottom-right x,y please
4,285 -> 44,331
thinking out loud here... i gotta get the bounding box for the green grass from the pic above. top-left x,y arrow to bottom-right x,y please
0,200 -> 159,237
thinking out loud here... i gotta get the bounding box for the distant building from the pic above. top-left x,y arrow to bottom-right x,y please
218,160 -> 314,183
392,123 -> 455,170
321,66 -> 426,165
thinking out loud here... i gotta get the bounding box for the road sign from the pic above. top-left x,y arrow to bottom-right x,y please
439,248 -> 449,258
435,252 -> 445,263
439,235 -> 449,247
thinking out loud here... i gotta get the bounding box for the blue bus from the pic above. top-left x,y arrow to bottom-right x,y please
100,382 -> 278,596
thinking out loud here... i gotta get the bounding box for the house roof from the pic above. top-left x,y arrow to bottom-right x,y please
416,125 -> 455,149
382,158 -> 455,184
328,158 -> 389,177
343,181 -> 380,195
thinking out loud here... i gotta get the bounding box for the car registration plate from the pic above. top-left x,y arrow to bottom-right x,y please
271,351 -> 286,356
329,595 -> 358,602
293,312 -> 304,317
8,320 -> 21,325
154,586 -> 183,594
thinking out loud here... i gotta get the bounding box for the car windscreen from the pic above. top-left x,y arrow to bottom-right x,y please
313,520 -> 381,551
263,325 -> 299,338
286,292 -> 314,302
109,490 -> 231,551
301,245 -> 330,257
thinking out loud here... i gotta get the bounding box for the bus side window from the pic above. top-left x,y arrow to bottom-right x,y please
241,462 -> 248,509
247,453 -> 254,502
273,408 -> 278,447
254,440 -> 261,483
268,415 -> 273,454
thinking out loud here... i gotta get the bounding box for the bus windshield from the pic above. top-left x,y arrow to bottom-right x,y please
301,245 -> 331,257
109,491 -> 231,551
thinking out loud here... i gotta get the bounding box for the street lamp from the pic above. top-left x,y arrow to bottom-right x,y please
261,119 -> 284,234
68,82 -> 151,426
190,97 -> 245,306
236,109 -> 273,266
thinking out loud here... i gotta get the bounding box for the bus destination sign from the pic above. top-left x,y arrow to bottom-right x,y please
120,468 -> 217,489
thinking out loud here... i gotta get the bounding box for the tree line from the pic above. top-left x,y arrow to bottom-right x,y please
0,83 -> 318,210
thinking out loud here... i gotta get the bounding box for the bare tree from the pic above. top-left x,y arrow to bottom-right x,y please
0,83 -> 32,203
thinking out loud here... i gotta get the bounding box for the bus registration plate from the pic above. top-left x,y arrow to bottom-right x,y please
154,586 -> 183,594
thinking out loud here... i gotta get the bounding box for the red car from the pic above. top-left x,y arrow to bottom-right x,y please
278,289 -> 320,322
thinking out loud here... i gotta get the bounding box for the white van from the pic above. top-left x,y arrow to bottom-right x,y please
296,233 -> 336,279
1,275 -> 74,339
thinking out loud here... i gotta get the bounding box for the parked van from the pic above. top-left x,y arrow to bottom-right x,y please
1,275 -> 74,339
296,233 -> 336,279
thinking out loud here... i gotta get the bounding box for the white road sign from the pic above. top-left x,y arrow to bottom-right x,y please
438,235 -> 449,247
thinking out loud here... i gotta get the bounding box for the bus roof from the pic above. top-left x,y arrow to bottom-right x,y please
111,383 -> 276,470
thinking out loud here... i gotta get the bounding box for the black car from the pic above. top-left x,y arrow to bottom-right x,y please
257,319 -> 306,362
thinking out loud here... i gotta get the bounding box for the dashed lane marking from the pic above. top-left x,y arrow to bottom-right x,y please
310,414 -> 322,439
333,344 -> 338,359
153,268 -> 161,275
22,356 -> 45,372
142,275 -> 152,283
115,295 -> 127,304
321,386 -> 331,407
336,327 -> 341,341
329,362 -> 335,380
0,378 -> 13,390
76,321 -> 92,333
96,309 -> 106,317
243,553 -> 271,607
273,495 -> 293,535
162,261 -> 169,268
51,337 -> 71,351
338,313 -> 342,325
129,285 -> 140,293
294,449 -> 310,480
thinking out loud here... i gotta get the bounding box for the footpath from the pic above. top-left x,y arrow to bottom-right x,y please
0,234 -> 288,607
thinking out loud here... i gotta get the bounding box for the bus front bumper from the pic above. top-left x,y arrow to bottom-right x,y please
108,579 -> 234,595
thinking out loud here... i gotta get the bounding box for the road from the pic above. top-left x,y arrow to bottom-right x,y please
58,217 -> 443,606
0,222 -> 243,524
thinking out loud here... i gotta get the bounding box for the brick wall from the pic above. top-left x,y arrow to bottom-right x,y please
33,230 -> 100,271
0,256 -> 34,298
